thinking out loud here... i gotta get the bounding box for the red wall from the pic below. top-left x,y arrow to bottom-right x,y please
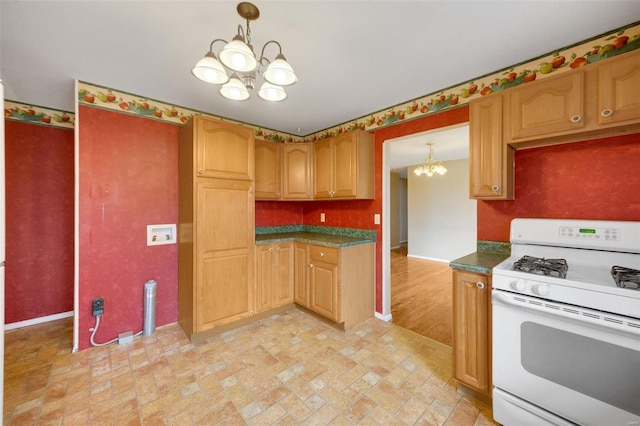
78,106 -> 179,350
5,120 -> 74,323
478,134 -> 640,241
255,201 -> 303,227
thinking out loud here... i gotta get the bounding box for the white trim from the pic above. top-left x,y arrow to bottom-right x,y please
381,141 -> 391,319
73,79 -> 80,352
406,254 -> 451,263
375,311 -> 392,322
5,311 -> 74,331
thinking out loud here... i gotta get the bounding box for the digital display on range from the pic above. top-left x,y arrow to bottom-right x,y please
579,228 -> 596,234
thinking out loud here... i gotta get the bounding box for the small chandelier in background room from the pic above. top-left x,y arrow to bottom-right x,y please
414,142 -> 447,177
191,2 -> 298,102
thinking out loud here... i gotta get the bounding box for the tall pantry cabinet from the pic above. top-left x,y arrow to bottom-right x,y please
178,116 -> 255,340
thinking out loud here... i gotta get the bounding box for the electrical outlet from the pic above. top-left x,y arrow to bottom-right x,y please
92,297 -> 104,316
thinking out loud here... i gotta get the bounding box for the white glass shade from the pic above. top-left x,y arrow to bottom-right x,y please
263,56 -> 297,86
191,53 -> 229,84
219,39 -> 257,73
219,74 -> 250,100
258,82 -> 287,102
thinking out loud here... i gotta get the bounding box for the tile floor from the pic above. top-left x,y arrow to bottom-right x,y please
4,309 -> 496,425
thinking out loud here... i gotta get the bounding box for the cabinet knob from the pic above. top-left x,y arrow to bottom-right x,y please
198,169 -> 205,174
491,185 -> 500,193
277,192 -> 281,198
268,247 -> 273,252
570,115 -> 582,123
249,188 -> 254,193
476,282 -> 485,289
276,247 -> 281,252
308,263 -> 314,269
319,252 -> 324,257
601,108 -> 613,117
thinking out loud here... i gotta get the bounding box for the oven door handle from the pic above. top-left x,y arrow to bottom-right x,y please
492,291 -> 640,337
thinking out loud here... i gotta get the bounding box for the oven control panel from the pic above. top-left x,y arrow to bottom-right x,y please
559,226 -> 619,241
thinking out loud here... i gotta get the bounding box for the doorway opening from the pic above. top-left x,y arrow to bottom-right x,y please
382,124 -> 474,346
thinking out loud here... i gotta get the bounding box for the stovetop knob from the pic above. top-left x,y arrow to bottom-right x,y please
510,279 -> 526,292
532,284 -> 549,296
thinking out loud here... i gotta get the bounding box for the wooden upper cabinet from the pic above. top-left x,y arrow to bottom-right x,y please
469,94 -> 514,200
313,130 -> 374,200
255,140 -> 282,200
313,138 -> 334,199
195,116 -> 254,181
282,143 -> 313,200
506,71 -> 584,142
596,50 -> 640,127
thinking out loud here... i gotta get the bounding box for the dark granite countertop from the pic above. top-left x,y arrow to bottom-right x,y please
449,241 -> 511,275
255,225 -> 376,248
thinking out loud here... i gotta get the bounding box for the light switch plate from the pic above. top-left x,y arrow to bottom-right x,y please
320,213 -> 326,222
374,214 -> 381,225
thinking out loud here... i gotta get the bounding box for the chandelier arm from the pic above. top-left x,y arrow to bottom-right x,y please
236,24 -> 247,42
259,40 -> 283,62
208,38 -> 229,52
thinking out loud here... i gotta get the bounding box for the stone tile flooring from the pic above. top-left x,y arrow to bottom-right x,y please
4,309 -> 496,425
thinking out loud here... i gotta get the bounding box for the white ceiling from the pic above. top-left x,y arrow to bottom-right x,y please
2,1 -> 639,167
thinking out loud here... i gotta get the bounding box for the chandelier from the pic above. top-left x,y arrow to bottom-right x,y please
191,2 -> 298,102
413,142 -> 447,176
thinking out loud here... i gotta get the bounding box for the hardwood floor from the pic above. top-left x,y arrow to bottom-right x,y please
391,246 -> 453,346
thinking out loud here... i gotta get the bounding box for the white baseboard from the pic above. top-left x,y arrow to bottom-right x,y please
406,254 -> 451,263
375,312 -> 392,322
5,311 -> 74,331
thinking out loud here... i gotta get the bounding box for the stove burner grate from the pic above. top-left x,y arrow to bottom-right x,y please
611,266 -> 640,290
513,255 -> 568,279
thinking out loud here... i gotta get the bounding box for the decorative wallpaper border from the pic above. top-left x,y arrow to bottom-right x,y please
76,81 -> 293,143
4,100 -> 74,129
10,20 -> 640,139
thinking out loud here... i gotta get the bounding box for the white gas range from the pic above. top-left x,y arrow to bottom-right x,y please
491,218 -> 640,426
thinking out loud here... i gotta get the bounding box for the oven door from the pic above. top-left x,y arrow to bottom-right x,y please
492,290 -> 640,426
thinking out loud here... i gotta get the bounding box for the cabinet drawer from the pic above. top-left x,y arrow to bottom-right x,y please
309,245 -> 338,264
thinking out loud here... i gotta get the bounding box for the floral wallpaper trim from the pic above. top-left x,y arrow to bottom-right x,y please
307,21 -> 640,141
4,100 -> 74,129
77,81 -> 296,143
75,21 -> 640,141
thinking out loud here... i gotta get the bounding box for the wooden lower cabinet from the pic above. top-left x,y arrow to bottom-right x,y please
294,242 -> 374,330
255,242 -> 294,312
452,269 -> 492,397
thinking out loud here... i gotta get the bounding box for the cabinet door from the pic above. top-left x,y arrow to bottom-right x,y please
452,270 -> 491,396
274,243 -> 294,306
195,116 -> 254,181
332,133 -> 358,198
313,138 -> 334,198
196,179 -> 255,331
469,95 -> 514,200
507,72 -> 584,140
255,140 -> 281,200
282,143 -> 313,199
309,259 -> 341,323
294,243 -> 309,307
255,245 -> 274,312
597,51 -> 640,126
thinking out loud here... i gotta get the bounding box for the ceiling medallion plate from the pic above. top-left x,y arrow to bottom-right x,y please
237,2 -> 259,21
